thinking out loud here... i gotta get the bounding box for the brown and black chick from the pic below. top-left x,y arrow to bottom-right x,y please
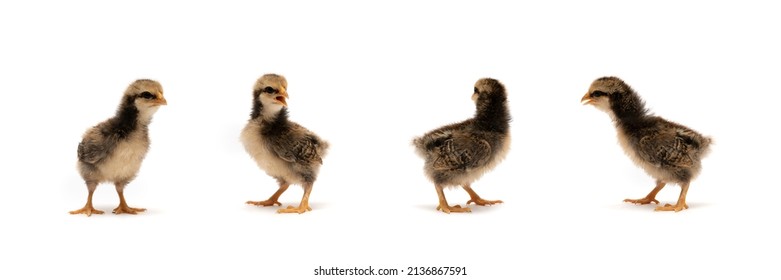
70,79 -> 167,216
581,76 -> 712,212
241,74 -> 329,214
413,78 -> 511,213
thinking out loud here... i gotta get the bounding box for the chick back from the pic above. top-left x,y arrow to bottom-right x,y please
414,120 -> 510,186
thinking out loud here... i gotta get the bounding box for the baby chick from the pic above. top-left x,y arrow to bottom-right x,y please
413,78 -> 511,213
70,79 -> 167,216
241,74 -> 329,214
581,76 -> 712,212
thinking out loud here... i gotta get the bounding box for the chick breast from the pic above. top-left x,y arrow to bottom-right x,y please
77,123 -> 150,183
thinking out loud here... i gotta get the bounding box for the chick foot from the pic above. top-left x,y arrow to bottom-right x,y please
655,203 -> 689,212
246,200 -> 282,207
112,205 -> 146,215
623,197 -> 660,205
655,182 -> 690,212
467,198 -> 503,206
462,185 -> 501,207
69,206 -> 105,217
277,205 -> 312,214
436,204 -> 472,214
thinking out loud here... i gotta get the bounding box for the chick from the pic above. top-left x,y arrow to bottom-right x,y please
413,78 -> 511,213
581,76 -> 712,212
70,79 -> 167,216
241,74 -> 329,214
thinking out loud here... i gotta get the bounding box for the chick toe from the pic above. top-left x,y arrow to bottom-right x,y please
654,203 -> 689,212
623,197 -> 660,205
437,204 -> 472,214
466,198 -> 503,206
112,205 -> 146,215
277,205 -> 312,214
69,206 -> 105,217
246,200 -> 282,207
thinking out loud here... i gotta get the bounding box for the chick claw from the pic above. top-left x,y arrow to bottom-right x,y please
69,207 -> 105,217
623,197 -> 660,205
467,198 -> 503,206
277,205 -> 312,214
112,206 -> 146,215
246,200 -> 282,207
436,204 -> 472,214
654,203 -> 689,212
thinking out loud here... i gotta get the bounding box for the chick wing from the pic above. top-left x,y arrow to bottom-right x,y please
429,131 -> 491,171
636,128 -> 697,170
77,129 -> 116,165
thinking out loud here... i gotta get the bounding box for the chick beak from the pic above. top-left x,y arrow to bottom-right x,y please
275,91 -> 289,107
157,96 -> 168,106
580,93 -> 592,105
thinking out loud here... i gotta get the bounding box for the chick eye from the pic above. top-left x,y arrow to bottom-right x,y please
591,91 -> 606,98
474,87 -> 479,94
263,86 -> 277,94
140,92 -> 155,99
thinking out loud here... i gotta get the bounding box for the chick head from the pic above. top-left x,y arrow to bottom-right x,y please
581,76 -> 632,113
254,74 -> 289,113
472,78 -> 507,105
125,79 -> 167,113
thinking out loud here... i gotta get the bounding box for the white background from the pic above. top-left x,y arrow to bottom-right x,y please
1,0 -> 779,279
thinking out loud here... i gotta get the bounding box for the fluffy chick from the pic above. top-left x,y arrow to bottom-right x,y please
70,79 -> 167,216
581,76 -> 712,212
413,78 -> 511,213
241,74 -> 329,214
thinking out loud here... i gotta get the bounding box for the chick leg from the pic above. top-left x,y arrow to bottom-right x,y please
624,180 -> 665,205
463,184 -> 503,206
69,182 -> 105,216
655,182 -> 690,212
112,182 -> 146,215
277,183 -> 313,214
436,185 -> 471,213
247,182 -> 289,207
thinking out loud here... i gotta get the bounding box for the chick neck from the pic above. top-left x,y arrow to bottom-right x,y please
474,93 -> 510,134
251,96 -> 291,135
259,107 -> 290,135
111,97 -> 145,138
250,95 -> 287,121
610,91 -> 651,129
